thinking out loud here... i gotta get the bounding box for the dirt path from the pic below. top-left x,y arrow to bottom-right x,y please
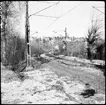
41,59 -> 105,94
1,57 -> 105,104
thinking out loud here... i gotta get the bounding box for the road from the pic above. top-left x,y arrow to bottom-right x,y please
40,55 -> 105,94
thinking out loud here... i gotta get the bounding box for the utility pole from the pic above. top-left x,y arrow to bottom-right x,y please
65,27 -> 67,39
25,1 -> 31,67
64,27 -> 69,56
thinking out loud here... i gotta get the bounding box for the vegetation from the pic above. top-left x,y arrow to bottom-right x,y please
1,1 -> 26,72
66,41 -> 87,58
31,41 -> 44,57
1,1 -> 105,74
86,19 -> 105,60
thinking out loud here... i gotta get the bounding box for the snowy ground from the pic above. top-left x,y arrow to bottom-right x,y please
1,63 -> 105,104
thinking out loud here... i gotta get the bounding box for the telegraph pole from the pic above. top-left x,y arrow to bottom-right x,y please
64,27 -> 69,56
25,1 -> 31,67
65,27 -> 67,39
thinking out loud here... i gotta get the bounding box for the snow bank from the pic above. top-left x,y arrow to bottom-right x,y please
1,67 -> 105,104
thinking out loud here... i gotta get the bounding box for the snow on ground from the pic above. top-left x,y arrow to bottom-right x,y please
1,67 -> 105,104
70,66 -> 102,75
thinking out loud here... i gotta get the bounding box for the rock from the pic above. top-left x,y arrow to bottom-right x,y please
80,89 -> 96,98
80,83 -> 96,98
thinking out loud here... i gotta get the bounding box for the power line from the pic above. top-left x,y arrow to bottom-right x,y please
60,1 -> 63,16
93,6 -> 104,8
59,1 -> 83,18
31,14 -> 59,18
54,1 -> 60,17
92,6 -> 105,14
29,1 -> 60,18
46,1 -> 83,29
31,31 -> 38,36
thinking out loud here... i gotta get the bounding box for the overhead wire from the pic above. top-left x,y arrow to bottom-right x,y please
31,2 -> 60,18
31,31 -> 38,36
92,6 -> 105,14
29,1 -> 60,18
54,1 -> 61,18
46,1 -> 84,29
60,1 -> 63,16
32,14 -> 59,18
91,5 -> 104,26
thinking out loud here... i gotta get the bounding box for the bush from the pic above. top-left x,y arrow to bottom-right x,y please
95,41 -> 105,60
31,43 -> 44,56
4,35 -> 26,71
66,41 -> 87,58
31,39 -> 54,56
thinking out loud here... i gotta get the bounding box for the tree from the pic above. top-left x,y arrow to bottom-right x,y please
1,1 -> 21,63
1,1 -> 26,72
5,35 -> 26,71
86,19 -> 102,60
1,1 -> 13,64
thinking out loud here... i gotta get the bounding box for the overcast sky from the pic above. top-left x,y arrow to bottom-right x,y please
22,1 -> 104,38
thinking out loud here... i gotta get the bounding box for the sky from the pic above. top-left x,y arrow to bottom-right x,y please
21,1 -> 105,38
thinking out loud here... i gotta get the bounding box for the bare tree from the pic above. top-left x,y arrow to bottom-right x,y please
1,1 -> 13,64
1,1 -> 26,68
86,19 -> 102,60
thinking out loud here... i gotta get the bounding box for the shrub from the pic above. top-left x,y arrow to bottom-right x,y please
4,35 -> 26,71
95,41 -> 105,60
66,41 -> 87,58
31,43 -> 44,56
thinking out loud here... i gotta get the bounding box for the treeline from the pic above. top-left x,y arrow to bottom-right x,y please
30,34 -> 105,61
30,18 -> 105,61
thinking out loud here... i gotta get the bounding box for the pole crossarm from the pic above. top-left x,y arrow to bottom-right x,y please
28,1 -> 60,18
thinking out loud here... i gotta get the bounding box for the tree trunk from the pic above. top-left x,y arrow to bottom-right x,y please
2,18 -> 7,65
2,2 -> 8,65
87,47 -> 92,60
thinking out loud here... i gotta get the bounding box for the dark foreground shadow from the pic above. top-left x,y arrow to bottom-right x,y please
94,64 -> 105,76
